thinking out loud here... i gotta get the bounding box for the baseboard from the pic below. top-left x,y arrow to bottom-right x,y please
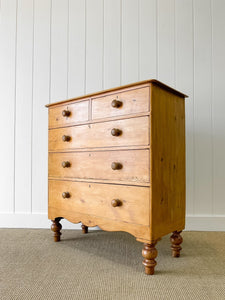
0,213 -> 225,231
185,215 -> 225,231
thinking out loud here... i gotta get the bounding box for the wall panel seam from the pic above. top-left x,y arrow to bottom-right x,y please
210,0 -> 214,215
192,0 -> 195,215
138,0 -> 140,81
66,0 -> 69,99
155,0 -> 158,79
84,0 -> 87,94
120,0 -> 122,85
49,0 -> 52,102
31,0 -> 35,213
102,0 -> 104,90
174,0 -> 176,87
13,0 -> 19,214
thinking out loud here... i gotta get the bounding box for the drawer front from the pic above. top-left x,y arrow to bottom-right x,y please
92,87 -> 149,119
48,180 -> 149,225
48,150 -> 149,183
49,100 -> 89,128
48,116 -> 149,151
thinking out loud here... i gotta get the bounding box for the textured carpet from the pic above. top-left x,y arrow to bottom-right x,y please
0,229 -> 225,300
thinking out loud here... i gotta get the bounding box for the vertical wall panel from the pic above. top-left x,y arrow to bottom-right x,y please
157,0 -> 175,86
68,0 -> 85,97
139,0 -> 157,80
193,0 -> 213,214
15,0 -> 33,212
212,0 -> 225,214
175,0 -> 194,214
50,0 -> 68,101
86,0 -> 103,93
32,0 -> 51,213
0,0 -> 17,212
104,0 -> 120,89
121,0 -> 139,84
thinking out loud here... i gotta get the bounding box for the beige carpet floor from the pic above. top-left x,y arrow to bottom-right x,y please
0,229 -> 225,300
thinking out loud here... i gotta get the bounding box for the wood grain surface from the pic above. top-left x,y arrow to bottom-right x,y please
92,86 -> 149,119
48,149 -> 149,184
48,116 -> 149,150
150,83 -> 185,240
48,180 -> 149,226
49,100 -> 89,128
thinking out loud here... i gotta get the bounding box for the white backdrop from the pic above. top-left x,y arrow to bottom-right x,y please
0,0 -> 225,230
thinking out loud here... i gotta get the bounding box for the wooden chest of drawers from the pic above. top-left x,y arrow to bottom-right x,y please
46,80 -> 187,275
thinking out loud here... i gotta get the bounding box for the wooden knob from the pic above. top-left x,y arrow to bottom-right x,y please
111,162 -> 123,170
62,161 -> 70,168
62,192 -> 70,198
62,110 -> 71,117
62,135 -> 71,142
111,128 -> 122,136
111,199 -> 122,207
111,99 -> 122,108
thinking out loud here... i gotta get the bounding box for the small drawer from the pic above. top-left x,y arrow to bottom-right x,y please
48,180 -> 149,225
48,149 -> 149,184
48,116 -> 149,151
92,86 -> 149,120
49,100 -> 89,128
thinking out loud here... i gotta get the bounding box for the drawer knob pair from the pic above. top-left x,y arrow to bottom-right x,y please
111,128 -> 122,136
62,161 -> 71,168
111,99 -> 122,108
62,135 -> 71,142
111,162 -> 123,170
62,192 -> 70,198
111,199 -> 122,207
62,110 -> 71,117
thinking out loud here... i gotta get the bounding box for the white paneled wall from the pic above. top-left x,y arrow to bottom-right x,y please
0,0 -> 225,230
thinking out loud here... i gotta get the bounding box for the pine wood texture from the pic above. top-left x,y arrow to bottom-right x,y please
170,231 -> 183,257
49,100 -> 89,129
51,217 -> 62,242
47,79 -> 187,275
48,149 -> 149,184
48,180 -> 149,226
150,83 -> 186,241
142,241 -> 158,275
92,86 -> 149,119
48,116 -> 149,151
81,224 -> 88,234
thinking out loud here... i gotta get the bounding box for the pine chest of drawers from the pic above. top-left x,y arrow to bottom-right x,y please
46,80 -> 187,275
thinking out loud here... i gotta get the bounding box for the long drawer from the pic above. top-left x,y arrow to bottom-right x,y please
92,86 -> 150,119
48,116 -> 149,151
48,180 -> 149,226
48,150 -> 149,183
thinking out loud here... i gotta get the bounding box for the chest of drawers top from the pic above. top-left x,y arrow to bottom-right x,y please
46,79 -> 186,128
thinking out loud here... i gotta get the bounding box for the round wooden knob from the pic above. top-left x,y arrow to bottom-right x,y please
111,162 -> 123,170
111,199 -> 122,207
62,192 -> 70,198
62,161 -> 71,168
111,128 -> 122,136
62,135 -> 71,142
62,110 -> 71,117
111,99 -> 122,108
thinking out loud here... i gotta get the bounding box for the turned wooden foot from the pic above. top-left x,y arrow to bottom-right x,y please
170,231 -> 183,257
142,241 -> 158,275
51,218 -> 62,242
81,224 -> 88,234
